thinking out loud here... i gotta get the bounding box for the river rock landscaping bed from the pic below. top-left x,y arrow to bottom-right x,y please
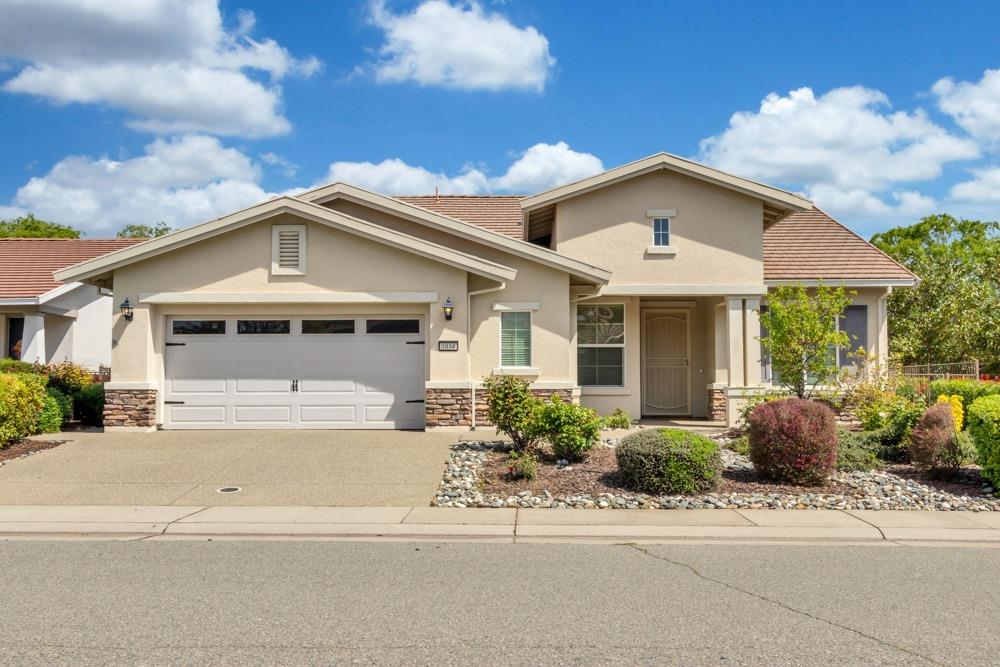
0,438 -> 66,466
433,438 -> 1000,511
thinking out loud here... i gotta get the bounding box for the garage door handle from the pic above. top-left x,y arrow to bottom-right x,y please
165,342 -> 186,347
406,341 -> 425,345
406,399 -> 425,404
164,400 -> 185,405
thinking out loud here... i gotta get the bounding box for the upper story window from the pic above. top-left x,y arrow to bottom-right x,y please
652,218 -> 670,247
271,224 -> 306,275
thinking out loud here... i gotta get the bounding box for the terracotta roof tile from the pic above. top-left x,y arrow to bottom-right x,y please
764,209 -> 916,281
395,195 -> 525,238
0,238 -> 144,298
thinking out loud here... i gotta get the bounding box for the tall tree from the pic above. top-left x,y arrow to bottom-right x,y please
871,215 -> 1000,372
0,214 -> 80,238
759,285 -> 854,398
117,221 -> 172,238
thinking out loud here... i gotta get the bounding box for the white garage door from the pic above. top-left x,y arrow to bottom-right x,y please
163,316 -> 425,429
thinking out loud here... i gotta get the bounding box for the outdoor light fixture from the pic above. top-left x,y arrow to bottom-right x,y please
119,298 -> 134,322
442,297 -> 455,321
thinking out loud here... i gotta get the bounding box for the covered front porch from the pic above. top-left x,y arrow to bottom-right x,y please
575,291 -> 763,426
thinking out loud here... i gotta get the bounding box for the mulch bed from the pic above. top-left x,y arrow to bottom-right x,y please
480,446 -> 989,498
0,438 -> 65,463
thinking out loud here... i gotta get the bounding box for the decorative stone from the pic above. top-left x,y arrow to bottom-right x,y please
103,389 -> 157,427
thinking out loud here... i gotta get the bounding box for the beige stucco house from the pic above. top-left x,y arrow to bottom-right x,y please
54,153 -> 916,431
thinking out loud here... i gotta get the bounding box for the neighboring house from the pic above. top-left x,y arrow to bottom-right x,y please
54,153 -> 916,431
0,239 -> 143,369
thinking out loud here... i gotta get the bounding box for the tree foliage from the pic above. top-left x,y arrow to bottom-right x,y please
871,214 -> 1000,372
117,221 -> 172,238
759,285 -> 853,398
0,214 -> 80,238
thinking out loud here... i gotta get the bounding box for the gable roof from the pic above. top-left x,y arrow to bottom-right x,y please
296,183 -> 610,284
0,238 -> 143,299
521,152 -> 813,222
395,195 -> 524,238
763,208 -> 917,285
54,197 -> 518,285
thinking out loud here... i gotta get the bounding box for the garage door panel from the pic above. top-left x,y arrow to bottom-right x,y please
299,405 -> 357,424
233,405 -> 293,424
170,378 -> 227,394
234,378 -> 292,393
298,379 -> 356,393
166,405 -> 227,425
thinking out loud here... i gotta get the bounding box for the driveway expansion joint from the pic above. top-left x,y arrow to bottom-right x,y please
624,543 -> 944,666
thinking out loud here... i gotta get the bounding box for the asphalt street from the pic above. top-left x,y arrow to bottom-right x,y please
1,540 -> 996,666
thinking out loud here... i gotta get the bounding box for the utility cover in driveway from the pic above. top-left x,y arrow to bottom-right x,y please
163,316 -> 425,429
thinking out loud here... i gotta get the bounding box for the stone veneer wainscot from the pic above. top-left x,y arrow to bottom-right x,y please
426,387 -> 575,428
103,389 -> 157,428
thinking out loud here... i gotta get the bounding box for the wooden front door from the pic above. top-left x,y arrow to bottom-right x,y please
641,310 -> 690,416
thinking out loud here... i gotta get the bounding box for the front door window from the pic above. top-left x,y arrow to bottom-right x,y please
6,317 -> 24,359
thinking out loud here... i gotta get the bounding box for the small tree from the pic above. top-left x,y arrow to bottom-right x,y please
759,285 -> 853,398
481,375 -> 544,451
118,221 -> 172,238
0,214 -> 80,238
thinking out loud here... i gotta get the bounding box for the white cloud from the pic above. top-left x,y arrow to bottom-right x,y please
933,69 -> 1000,147
0,0 -> 319,138
7,135 -> 270,235
950,166 -> 1000,202
258,152 -> 299,178
368,0 -> 554,92
698,86 -> 977,220
322,142 -> 602,194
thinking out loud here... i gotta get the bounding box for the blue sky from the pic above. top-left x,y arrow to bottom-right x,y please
1,0 -> 999,238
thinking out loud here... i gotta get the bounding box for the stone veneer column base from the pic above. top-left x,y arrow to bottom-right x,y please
708,387 -> 727,422
426,387 -> 576,429
103,389 -> 158,429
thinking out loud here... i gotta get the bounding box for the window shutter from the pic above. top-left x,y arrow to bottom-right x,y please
271,225 -> 306,275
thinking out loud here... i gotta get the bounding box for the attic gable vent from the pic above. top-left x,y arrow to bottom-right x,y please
271,224 -> 306,275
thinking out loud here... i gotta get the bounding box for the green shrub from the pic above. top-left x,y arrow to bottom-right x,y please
941,431 -> 977,471
616,428 -> 721,494
0,372 -> 47,445
74,383 -> 105,427
0,359 -> 43,375
726,435 -> 750,456
536,396 -> 602,461
968,395 -> 1000,488
46,387 -> 72,425
47,361 -> 92,396
37,392 -> 64,434
601,408 -> 632,430
507,450 -> 538,480
929,380 -> 1000,420
481,376 -> 543,451
836,430 -> 882,472
748,398 -> 838,485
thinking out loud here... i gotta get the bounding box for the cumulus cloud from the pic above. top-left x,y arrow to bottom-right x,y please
7,135 -> 270,235
950,167 -> 1000,202
322,142 -> 602,194
697,86 -> 976,219
0,0 -> 319,137
933,69 -> 1000,148
368,0 -> 554,92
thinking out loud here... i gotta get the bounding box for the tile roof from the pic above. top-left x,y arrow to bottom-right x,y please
764,209 -> 916,281
395,195 -> 525,238
0,238 -> 145,299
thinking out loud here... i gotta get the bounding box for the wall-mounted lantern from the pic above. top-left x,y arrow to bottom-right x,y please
119,298 -> 134,322
442,297 -> 455,321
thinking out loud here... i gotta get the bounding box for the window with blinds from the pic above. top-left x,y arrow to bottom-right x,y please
271,224 -> 306,275
500,311 -> 532,367
577,304 -> 625,386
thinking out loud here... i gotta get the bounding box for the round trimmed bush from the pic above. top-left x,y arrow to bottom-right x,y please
910,403 -> 956,471
747,398 -> 837,485
73,383 -> 105,427
615,428 -> 721,494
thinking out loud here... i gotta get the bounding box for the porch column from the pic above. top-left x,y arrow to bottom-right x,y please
744,297 -> 762,386
20,313 -> 46,364
725,297 -> 745,386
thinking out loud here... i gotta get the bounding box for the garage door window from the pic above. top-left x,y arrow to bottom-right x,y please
302,319 -> 355,335
237,320 -> 291,335
172,320 -> 226,335
366,319 -> 419,334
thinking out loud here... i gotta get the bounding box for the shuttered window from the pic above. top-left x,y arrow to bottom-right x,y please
500,311 -> 531,367
271,225 -> 306,275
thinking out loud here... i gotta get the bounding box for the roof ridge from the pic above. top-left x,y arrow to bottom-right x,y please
0,237 -> 137,241
395,194 -> 526,199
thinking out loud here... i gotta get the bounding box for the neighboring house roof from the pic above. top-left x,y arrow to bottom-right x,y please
55,197 -> 520,286
0,238 -> 143,299
520,152 -> 813,223
395,195 -> 524,238
764,209 -> 917,286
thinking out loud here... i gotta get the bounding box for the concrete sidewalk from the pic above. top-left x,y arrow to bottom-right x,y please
3,505 -> 1000,544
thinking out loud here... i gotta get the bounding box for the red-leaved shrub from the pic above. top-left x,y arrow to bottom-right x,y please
747,398 -> 837,485
909,403 -> 956,471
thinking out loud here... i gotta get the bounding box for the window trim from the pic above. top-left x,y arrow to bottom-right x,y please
576,302 -> 626,388
651,217 -> 671,248
499,310 -> 532,369
645,209 -> 676,253
271,224 -> 307,276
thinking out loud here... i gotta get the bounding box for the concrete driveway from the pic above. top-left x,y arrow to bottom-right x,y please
0,430 -> 457,506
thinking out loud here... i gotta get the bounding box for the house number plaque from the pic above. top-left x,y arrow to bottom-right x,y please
438,340 -> 459,352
